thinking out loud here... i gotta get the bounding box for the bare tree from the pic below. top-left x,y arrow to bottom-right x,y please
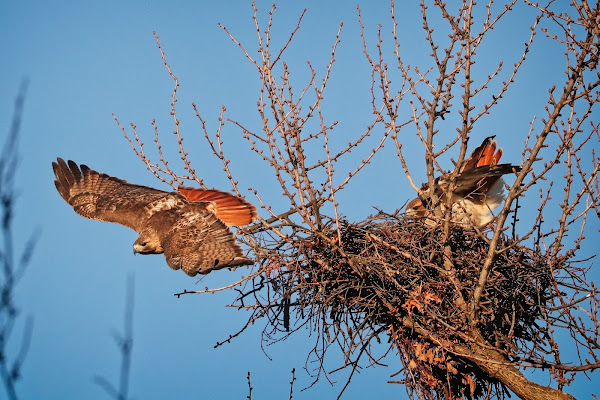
0,81 -> 36,400
117,1 -> 599,399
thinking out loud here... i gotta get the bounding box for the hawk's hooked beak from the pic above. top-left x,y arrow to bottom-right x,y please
133,242 -> 162,255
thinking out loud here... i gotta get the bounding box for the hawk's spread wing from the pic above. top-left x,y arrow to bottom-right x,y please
53,158 -> 180,232
158,203 -> 246,276
177,186 -> 257,226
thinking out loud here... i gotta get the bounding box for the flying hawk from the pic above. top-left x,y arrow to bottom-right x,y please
53,158 -> 257,276
405,137 -> 521,228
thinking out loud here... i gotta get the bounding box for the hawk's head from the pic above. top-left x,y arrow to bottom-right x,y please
133,228 -> 163,255
405,197 -> 428,218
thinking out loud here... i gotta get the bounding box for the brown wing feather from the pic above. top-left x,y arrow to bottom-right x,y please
177,186 -> 257,226
158,203 -> 247,276
53,158 -> 178,231
453,164 -> 520,200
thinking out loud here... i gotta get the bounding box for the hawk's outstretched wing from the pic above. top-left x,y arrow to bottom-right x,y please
53,158 -> 178,232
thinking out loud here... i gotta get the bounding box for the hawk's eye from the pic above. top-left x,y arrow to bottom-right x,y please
140,242 -> 147,247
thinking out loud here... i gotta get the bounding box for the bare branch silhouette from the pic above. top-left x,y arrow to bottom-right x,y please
0,80 -> 36,400
94,275 -> 135,400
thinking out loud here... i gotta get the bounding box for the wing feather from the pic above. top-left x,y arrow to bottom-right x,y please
53,158 -> 178,231
453,164 -> 520,202
158,203 -> 249,276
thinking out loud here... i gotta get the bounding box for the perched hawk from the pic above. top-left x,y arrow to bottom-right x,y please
405,137 -> 521,228
53,158 -> 257,276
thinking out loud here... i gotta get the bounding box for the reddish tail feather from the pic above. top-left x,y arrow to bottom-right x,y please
178,187 -> 257,226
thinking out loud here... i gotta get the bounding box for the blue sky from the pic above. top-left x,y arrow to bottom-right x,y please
1,1 -> 598,399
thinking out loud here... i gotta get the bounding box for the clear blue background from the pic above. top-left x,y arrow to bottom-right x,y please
1,1 -> 597,399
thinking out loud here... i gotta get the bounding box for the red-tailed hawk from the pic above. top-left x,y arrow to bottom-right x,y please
53,158 -> 257,276
405,137 -> 521,228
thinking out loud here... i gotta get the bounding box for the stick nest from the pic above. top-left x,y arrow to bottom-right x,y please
253,214 -> 553,399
